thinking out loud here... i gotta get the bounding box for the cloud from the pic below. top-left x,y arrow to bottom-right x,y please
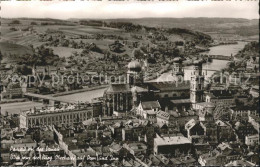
1,1 -> 258,19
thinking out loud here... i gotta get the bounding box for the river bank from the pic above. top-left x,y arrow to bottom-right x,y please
52,84 -> 108,97
0,101 -> 45,115
209,41 -> 238,47
0,98 -> 27,104
1,41 -> 248,114
149,41 -> 248,82
0,85 -> 109,105
55,87 -> 107,103
201,41 -> 248,57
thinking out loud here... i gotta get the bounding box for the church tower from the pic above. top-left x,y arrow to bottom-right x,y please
172,57 -> 184,80
127,60 -> 143,87
190,60 -> 204,104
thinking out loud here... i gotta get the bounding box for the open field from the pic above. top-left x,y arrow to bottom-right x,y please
0,42 -> 33,63
49,47 -> 84,58
1,19 -> 139,59
1,17 -> 258,65
60,26 -> 123,34
107,18 -> 258,35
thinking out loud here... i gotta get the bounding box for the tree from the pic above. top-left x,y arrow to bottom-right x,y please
72,51 -> 79,57
9,27 -> 17,31
15,46 -> 60,67
171,48 -> 180,58
11,20 -> 20,24
81,49 -> 90,56
60,57 -> 66,63
13,64 -> 32,75
109,41 -> 125,53
0,51 -> 2,63
227,62 -> 235,69
254,65 -> 257,73
133,49 -> 143,59
31,22 -> 38,25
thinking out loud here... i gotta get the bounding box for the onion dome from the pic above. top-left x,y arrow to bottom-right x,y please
128,60 -> 142,72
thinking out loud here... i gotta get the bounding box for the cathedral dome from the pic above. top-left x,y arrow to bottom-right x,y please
128,60 -> 142,72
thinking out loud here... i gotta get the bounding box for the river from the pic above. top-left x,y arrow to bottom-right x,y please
56,87 -> 107,103
201,41 -> 248,56
41,41 -> 248,105
1,101 -> 45,115
151,41 -> 248,82
1,88 -> 108,115
1,41 -> 248,114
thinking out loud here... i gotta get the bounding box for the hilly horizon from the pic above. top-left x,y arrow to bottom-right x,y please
2,17 -> 258,20
2,17 -> 257,35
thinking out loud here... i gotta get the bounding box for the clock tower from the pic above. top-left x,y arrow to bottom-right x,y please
190,60 -> 204,105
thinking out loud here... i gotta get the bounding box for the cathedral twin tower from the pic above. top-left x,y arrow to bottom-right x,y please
126,57 -> 205,105
103,56 -> 205,116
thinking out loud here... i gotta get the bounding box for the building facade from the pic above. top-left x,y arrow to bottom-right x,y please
20,104 -> 93,129
190,60 -> 204,107
154,134 -> 192,155
103,57 -> 190,117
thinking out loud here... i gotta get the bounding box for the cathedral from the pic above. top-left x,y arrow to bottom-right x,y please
102,56 -> 210,116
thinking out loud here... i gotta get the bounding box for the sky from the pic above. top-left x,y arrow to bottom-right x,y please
1,1 -> 259,19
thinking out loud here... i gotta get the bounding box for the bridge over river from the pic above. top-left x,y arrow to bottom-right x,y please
183,68 -> 219,72
24,92 -> 77,106
206,55 -> 233,61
